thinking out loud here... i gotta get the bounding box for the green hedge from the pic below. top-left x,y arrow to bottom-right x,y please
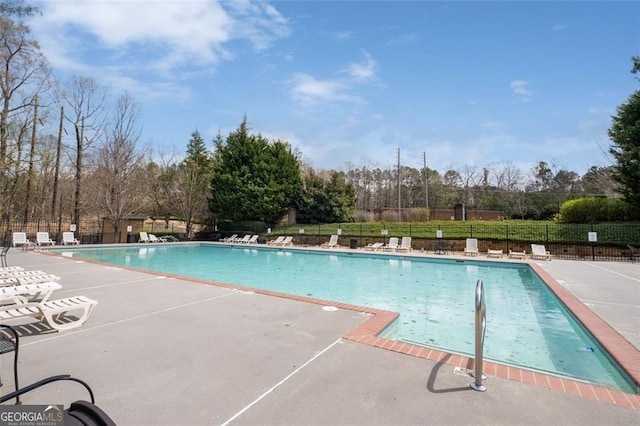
271,220 -> 640,245
558,198 -> 630,223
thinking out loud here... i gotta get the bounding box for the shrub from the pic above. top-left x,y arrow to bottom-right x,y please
558,197 -> 629,223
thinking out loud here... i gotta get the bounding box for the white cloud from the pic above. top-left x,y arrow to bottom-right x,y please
552,24 -> 568,31
289,73 -> 354,105
343,51 -> 378,83
290,51 -> 379,107
510,80 -> 532,102
30,0 -> 290,74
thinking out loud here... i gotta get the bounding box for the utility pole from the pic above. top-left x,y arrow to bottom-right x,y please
397,148 -> 401,222
52,106 -> 63,218
23,95 -> 38,223
424,151 -> 429,220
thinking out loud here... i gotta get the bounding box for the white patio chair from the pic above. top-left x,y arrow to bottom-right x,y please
531,244 -> 552,261
464,238 -> 479,256
321,235 -> 340,249
11,233 -> 29,248
364,242 -> 384,251
382,237 -> 399,252
267,236 -> 285,245
245,235 -> 259,244
0,282 -> 62,303
62,232 -> 80,245
275,236 -> 293,246
36,232 -> 55,246
0,295 -> 98,331
396,236 -> 413,252
487,249 -> 503,258
148,234 -> 164,243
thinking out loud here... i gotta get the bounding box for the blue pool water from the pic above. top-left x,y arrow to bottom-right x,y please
57,244 -> 635,392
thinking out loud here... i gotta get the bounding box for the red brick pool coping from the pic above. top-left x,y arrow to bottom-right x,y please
45,247 -> 640,409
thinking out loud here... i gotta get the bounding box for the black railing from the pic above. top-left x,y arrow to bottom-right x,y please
2,219 -> 637,262
0,220 -> 103,247
263,222 -> 640,262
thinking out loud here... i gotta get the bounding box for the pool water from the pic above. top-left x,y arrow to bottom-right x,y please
58,244 -> 635,393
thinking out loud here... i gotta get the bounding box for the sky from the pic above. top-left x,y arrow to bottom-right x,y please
28,0 -> 640,176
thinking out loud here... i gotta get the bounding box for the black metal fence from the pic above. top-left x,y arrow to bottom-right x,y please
3,219 -> 638,262
263,222 -> 640,262
0,219 -> 192,247
0,220 -> 104,247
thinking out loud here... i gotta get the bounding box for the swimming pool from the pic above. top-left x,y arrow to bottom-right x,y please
56,243 -> 635,393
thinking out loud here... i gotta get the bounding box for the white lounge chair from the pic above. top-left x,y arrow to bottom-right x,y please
244,235 -> 259,244
0,267 -> 24,274
0,273 -> 61,286
12,233 -> 30,248
36,232 -> 55,246
275,236 -> 293,247
234,235 -> 251,244
62,232 -> 80,245
397,237 -> 412,253
0,269 -> 54,278
139,232 -> 150,243
382,237 -> 399,252
321,235 -> 340,249
531,244 -> 552,261
267,236 -> 285,245
464,238 -> 479,256
0,295 -> 97,331
508,249 -> 526,259
487,249 -> 503,258
364,242 -> 384,251
148,234 -> 164,243
221,234 -> 238,243
0,282 -> 62,303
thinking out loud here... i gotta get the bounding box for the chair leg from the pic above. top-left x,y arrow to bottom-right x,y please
0,325 -> 20,404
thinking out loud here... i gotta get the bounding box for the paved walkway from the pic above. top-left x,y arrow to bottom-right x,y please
0,246 -> 638,425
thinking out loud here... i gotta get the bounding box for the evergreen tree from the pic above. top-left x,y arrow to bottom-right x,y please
209,117 -> 302,225
296,170 -> 355,224
174,130 -> 214,238
608,59 -> 640,217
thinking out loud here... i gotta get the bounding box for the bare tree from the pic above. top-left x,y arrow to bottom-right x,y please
57,76 -> 107,230
86,93 -> 147,242
0,12 -> 50,221
487,161 -> 524,218
168,130 -> 213,238
145,153 -> 177,225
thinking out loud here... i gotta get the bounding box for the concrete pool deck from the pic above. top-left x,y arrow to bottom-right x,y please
0,245 -> 638,425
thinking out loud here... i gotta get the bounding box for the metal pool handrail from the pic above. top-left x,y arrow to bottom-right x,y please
470,279 -> 487,392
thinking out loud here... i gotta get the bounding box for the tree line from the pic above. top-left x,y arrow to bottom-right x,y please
1,0 -> 638,241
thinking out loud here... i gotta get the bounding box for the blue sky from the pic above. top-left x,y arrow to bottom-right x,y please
29,1 -> 639,176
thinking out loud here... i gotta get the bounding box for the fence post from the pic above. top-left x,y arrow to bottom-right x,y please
506,225 -> 509,252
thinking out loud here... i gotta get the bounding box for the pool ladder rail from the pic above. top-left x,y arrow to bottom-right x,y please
470,279 -> 487,392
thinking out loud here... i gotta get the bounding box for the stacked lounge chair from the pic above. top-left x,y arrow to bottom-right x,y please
0,267 -> 97,332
